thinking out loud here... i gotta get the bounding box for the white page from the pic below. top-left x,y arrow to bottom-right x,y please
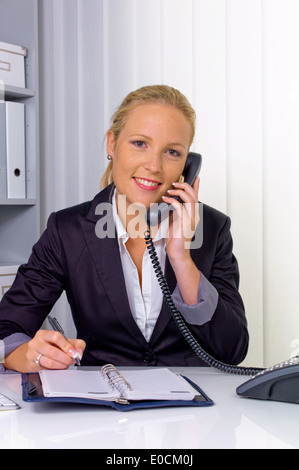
39,370 -> 120,401
39,368 -> 196,402
117,368 -> 196,401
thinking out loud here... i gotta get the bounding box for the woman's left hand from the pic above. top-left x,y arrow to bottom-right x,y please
162,177 -> 200,265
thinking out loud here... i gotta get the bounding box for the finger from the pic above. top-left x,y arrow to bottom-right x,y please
168,184 -> 198,204
29,349 -> 73,372
30,345 -> 76,371
175,176 -> 200,192
172,180 -> 198,195
48,331 -> 83,361
167,188 -> 191,204
36,353 -> 71,370
32,330 -> 80,365
162,194 -> 182,209
44,340 -> 78,365
166,190 -> 196,223
193,176 -> 200,194
68,338 -> 86,361
162,195 -> 184,227
162,195 -> 199,236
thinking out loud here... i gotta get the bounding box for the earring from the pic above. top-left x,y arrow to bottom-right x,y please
107,154 -> 112,160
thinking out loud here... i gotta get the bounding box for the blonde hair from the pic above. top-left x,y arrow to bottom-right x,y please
100,85 -> 196,189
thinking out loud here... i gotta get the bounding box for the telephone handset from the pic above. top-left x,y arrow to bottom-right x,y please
146,152 -> 202,227
144,152 -> 299,404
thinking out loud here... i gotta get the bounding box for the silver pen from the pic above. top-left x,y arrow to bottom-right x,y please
48,315 -> 81,366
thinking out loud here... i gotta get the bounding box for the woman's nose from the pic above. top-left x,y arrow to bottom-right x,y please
144,151 -> 162,173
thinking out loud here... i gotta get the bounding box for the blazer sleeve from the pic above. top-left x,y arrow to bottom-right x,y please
0,213 -> 66,340
185,213 -> 249,365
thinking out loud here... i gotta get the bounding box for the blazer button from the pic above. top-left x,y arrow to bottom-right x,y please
143,351 -> 154,364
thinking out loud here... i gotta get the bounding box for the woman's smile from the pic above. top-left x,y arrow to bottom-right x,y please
133,176 -> 162,191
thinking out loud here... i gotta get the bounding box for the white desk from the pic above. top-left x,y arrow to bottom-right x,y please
0,367 -> 298,449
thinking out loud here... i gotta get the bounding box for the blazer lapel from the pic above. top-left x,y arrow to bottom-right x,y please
79,187 -> 150,349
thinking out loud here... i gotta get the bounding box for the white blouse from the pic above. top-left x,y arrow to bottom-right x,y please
112,190 -> 218,342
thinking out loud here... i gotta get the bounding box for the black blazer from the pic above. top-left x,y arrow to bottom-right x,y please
0,185 -> 249,367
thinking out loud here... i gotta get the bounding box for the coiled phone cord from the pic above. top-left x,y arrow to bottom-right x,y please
144,229 -> 263,376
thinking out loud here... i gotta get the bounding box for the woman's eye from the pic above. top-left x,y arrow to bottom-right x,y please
133,141 -> 146,148
166,149 -> 181,157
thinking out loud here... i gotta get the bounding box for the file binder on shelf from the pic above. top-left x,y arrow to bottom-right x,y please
5,101 -> 26,199
21,365 -> 214,411
0,41 -> 27,88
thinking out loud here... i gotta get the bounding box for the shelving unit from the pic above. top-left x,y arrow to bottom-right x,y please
0,199 -> 36,206
0,0 -> 39,267
3,85 -> 35,100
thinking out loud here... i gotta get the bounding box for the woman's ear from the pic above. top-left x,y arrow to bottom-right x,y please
106,130 -> 116,158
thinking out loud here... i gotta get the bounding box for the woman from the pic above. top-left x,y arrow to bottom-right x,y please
0,85 -> 248,373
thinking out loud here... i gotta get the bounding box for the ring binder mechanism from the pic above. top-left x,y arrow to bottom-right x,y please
102,364 -> 132,391
21,366 -> 214,411
101,364 -> 132,404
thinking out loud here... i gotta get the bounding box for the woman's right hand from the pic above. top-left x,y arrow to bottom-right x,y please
5,329 -> 86,373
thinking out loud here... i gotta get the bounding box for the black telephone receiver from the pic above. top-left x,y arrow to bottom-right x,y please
146,152 -> 202,227
144,152 -> 299,404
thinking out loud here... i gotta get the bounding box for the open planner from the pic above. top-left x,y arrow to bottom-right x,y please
22,365 -> 213,411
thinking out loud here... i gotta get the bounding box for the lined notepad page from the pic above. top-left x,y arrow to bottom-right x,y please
39,370 -> 119,400
39,368 -> 196,401
120,368 -> 196,400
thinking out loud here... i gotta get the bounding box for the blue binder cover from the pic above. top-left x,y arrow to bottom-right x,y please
21,372 -> 214,411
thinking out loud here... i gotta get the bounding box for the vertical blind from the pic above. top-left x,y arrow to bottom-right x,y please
38,0 -> 299,367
